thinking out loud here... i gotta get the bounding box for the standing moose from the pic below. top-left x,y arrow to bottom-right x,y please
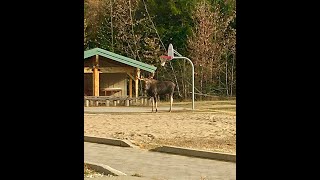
137,74 -> 175,112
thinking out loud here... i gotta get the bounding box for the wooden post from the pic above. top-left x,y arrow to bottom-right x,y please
93,55 -> 100,96
135,68 -> 140,102
129,78 -> 132,98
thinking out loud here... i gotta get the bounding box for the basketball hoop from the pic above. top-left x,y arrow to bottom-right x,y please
159,43 -> 174,66
160,55 -> 172,66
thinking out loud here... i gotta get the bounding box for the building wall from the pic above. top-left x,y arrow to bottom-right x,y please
84,73 -> 93,96
84,57 -> 94,67
100,73 -> 127,97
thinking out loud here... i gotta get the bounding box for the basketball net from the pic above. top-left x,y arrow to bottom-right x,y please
160,55 -> 172,66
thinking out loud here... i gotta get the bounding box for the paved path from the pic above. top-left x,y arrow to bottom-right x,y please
84,142 -> 236,180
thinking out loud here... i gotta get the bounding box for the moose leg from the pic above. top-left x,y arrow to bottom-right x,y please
151,97 -> 154,112
154,95 -> 158,113
169,95 -> 173,112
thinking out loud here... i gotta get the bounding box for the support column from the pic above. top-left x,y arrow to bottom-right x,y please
135,68 -> 140,101
129,78 -> 132,98
93,55 -> 99,96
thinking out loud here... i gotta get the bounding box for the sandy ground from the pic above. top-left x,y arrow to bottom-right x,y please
84,101 -> 236,154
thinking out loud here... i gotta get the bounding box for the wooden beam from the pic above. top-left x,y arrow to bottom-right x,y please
126,72 -> 135,80
100,67 -> 134,73
84,67 -> 92,73
84,67 -> 134,73
135,68 -> 140,98
93,55 -> 99,96
129,78 -> 132,98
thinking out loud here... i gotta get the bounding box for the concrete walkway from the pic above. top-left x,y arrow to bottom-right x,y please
84,142 -> 236,180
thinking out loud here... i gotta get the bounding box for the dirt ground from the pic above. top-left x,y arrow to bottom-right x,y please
84,100 -> 236,154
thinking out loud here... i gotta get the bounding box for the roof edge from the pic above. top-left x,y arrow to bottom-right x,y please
84,48 -> 157,73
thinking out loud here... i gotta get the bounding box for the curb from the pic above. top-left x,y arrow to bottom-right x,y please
85,161 -> 127,176
84,136 -> 236,162
84,136 -> 136,148
150,145 -> 236,162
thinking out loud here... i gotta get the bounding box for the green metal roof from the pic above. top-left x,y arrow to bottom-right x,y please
84,48 -> 157,73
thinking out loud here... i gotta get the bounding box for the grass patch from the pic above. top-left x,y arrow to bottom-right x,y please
84,163 -> 108,178
160,100 -> 236,110
132,173 -> 143,177
150,137 -> 236,154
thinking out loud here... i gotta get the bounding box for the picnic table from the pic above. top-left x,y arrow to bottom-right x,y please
100,87 -> 122,96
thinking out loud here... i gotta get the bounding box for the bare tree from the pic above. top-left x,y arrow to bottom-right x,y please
187,0 -> 216,98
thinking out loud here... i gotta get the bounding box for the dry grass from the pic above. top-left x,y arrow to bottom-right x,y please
84,163 -> 108,178
159,100 -> 236,108
151,136 -> 235,154
131,173 -> 143,177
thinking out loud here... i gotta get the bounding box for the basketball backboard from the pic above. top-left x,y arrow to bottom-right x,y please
168,43 -> 174,59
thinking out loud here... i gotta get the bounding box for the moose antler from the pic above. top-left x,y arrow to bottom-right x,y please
136,75 -> 145,81
136,74 -> 155,82
149,73 -> 155,79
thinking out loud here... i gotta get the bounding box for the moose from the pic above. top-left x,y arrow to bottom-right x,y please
137,74 -> 175,113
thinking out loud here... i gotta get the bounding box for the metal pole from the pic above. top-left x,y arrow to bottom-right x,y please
172,57 -> 195,110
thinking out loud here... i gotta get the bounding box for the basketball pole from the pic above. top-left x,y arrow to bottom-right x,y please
171,56 -> 195,110
162,44 -> 195,110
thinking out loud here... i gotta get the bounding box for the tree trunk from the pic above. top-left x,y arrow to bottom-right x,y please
231,55 -> 234,96
183,60 -> 187,99
200,65 -> 203,101
128,0 -> 138,60
210,59 -> 213,86
169,61 -> 181,97
181,67 -> 185,99
225,53 -> 228,96
218,58 -> 221,90
110,0 -> 114,52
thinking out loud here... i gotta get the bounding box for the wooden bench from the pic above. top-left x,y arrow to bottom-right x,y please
138,96 -> 152,106
84,96 -> 136,107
